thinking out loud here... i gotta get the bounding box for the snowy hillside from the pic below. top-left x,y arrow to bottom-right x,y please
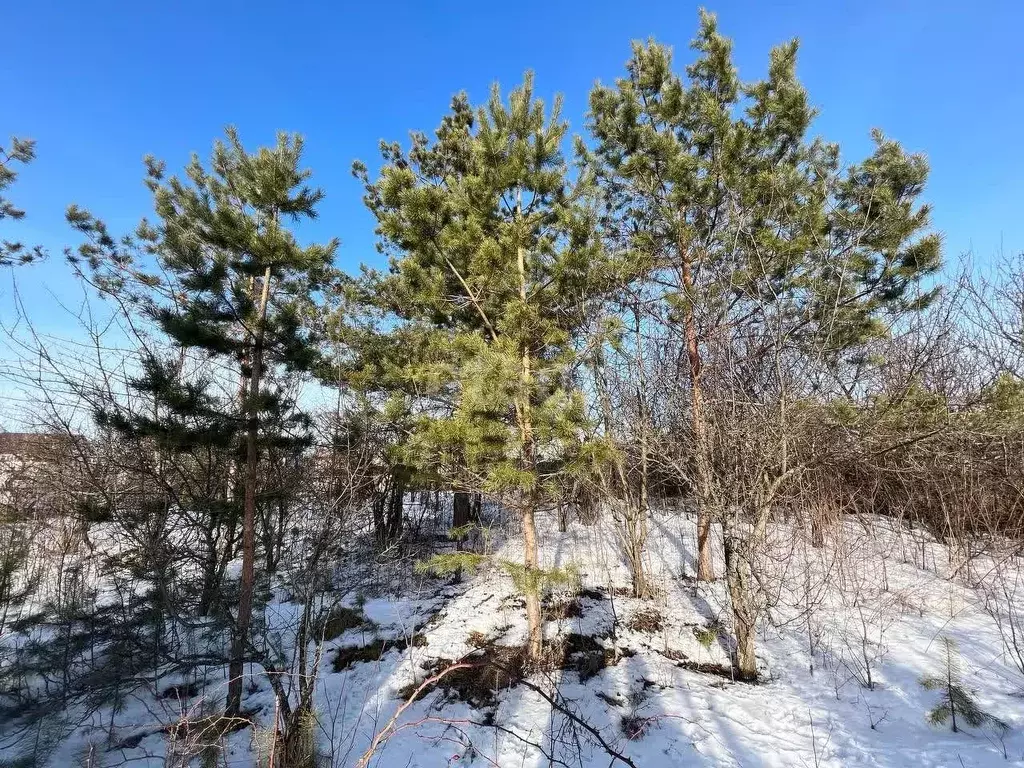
10,507 -> 1024,768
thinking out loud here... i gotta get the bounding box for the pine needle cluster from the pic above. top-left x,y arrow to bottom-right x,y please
920,637 -> 1007,734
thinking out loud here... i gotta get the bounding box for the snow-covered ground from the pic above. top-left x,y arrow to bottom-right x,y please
6,508 -> 1024,767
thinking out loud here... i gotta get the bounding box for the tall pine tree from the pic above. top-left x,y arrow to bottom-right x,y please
587,12 -> 940,677
69,127 -> 338,713
356,75 -> 614,659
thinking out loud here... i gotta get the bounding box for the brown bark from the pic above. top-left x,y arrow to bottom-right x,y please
197,536 -> 221,617
522,490 -> 543,660
226,266 -> 272,715
516,210 -> 543,661
453,492 -> 471,529
681,250 -> 715,581
519,387 -> 544,659
372,467 -> 406,547
453,491 -> 471,550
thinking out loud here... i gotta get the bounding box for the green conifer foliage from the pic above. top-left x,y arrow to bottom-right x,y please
588,11 -> 942,381
68,127 -> 338,714
1,135 -> 45,266
356,75 -> 615,659
587,11 -> 941,678
921,637 -> 1007,734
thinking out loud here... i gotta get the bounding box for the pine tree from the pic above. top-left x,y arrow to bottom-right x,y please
1,135 -> 45,266
355,75 -> 615,660
68,127 -> 338,714
587,12 -> 940,678
921,637 -> 1007,734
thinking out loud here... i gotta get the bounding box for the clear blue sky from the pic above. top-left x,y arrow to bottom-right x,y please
4,0 -> 1024,326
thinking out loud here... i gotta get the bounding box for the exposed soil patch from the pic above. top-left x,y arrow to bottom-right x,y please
322,606 -> 368,639
606,584 -> 665,600
466,630 -> 492,648
620,713 -> 655,741
543,596 -> 583,621
657,648 -> 757,683
158,681 -> 202,700
400,644 -> 531,709
559,633 -> 635,682
627,608 -> 664,633
333,633 -> 427,672
399,633 -> 636,708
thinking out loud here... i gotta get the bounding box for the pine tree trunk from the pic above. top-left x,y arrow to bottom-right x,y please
227,266 -> 272,716
682,250 -> 715,582
387,469 -> 405,543
275,496 -> 287,570
372,476 -> 390,546
516,220 -> 543,662
371,467 -> 406,547
453,492 -> 471,530
522,488 -> 543,661
519,383 -> 543,660
198,534 -> 220,617
723,530 -> 757,681
264,495 -> 287,574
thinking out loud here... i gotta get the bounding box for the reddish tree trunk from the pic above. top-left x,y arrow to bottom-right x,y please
227,266 -> 272,715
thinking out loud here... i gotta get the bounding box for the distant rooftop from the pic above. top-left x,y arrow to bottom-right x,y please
0,432 -> 82,459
